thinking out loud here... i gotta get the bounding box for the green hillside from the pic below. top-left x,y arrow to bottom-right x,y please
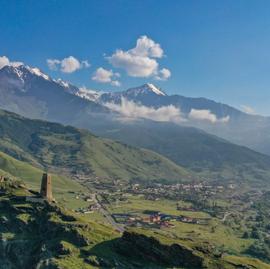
0,109 -> 190,184
0,150 -> 89,207
0,177 -> 268,269
94,121 -> 270,185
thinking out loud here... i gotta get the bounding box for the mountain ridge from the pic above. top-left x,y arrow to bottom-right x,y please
0,108 -> 191,184
1,63 -> 270,159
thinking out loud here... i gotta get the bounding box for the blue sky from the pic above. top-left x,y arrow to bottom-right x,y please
1,0 -> 270,115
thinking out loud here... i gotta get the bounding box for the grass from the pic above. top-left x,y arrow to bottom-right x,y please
0,108 -> 191,184
0,178 -> 267,269
224,255 -> 270,269
108,194 -> 210,218
0,150 -> 89,210
107,194 -> 254,254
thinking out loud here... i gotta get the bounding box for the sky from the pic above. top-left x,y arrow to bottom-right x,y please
1,0 -> 270,115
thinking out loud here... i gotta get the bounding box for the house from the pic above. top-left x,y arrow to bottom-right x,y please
150,214 -> 161,223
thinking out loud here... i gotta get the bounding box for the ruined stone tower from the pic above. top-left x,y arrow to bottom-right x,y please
40,173 -> 53,202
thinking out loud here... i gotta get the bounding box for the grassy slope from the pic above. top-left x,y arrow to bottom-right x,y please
96,121 -> 270,184
1,179 -> 268,269
0,150 -> 89,209
0,109 -> 190,183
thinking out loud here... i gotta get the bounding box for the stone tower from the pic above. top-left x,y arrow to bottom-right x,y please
40,173 -> 53,202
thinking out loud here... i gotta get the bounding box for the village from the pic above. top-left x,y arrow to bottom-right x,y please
128,181 -> 236,199
69,180 -> 239,231
111,211 -> 210,229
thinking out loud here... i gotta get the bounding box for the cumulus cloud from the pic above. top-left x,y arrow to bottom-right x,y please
107,35 -> 171,80
104,97 -> 185,123
0,56 -> 23,69
47,59 -> 60,71
155,68 -> 171,81
240,105 -> 256,115
104,98 -> 230,124
92,67 -> 121,86
47,56 -> 90,73
0,56 -> 10,69
129,35 -> 164,58
188,109 -> 230,123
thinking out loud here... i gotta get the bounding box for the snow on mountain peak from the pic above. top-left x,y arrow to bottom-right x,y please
126,83 -> 167,97
55,78 -> 70,88
145,83 -> 166,96
2,64 -> 51,81
76,86 -> 102,102
26,66 -> 50,81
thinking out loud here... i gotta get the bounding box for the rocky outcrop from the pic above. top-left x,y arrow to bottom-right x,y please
116,231 -> 205,268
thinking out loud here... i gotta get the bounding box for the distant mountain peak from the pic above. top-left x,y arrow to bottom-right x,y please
1,64 -> 51,82
126,83 -> 167,96
145,83 -> 167,96
76,86 -> 102,102
25,66 -> 50,81
54,78 -> 70,88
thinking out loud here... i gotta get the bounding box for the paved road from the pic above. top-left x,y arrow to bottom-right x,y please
92,193 -> 125,233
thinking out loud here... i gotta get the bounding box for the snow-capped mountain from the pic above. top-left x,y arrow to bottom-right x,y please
1,63 -> 270,156
0,64 -> 108,122
99,83 -> 167,104
0,65 -> 52,93
75,87 -> 102,102
91,83 -> 270,156
98,83 -> 244,121
125,83 -> 167,96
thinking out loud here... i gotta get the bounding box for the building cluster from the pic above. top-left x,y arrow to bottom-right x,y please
129,182 -> 236,199
75,203 -> 100,214
112,211 -> 209,228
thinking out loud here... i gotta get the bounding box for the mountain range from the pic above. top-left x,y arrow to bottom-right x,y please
1,106 -> 270,186
1,64 -> 270,185
1,64 -> 270,156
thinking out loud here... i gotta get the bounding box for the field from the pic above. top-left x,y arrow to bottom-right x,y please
106,193 -> 255,255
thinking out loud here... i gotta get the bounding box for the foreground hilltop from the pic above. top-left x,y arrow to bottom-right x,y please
0,175 -> 269,269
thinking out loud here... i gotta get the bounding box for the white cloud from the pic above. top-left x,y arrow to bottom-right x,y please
188,109 -> 230,123
155,68 -> 171,81
47,59 -> 60,71
47,56 -> 90,73
92,67 -> 121,86
81,60 -> 90,68
130,35 -> 164,58
111,80 -> 121,87
61,56 -> 81,73
104,97 -> 185,123
108,49 -> 158,77
0,56 -> 23,69
240,105 -> 256,115
0,56 -> 10,69
107,35 -> 171,80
